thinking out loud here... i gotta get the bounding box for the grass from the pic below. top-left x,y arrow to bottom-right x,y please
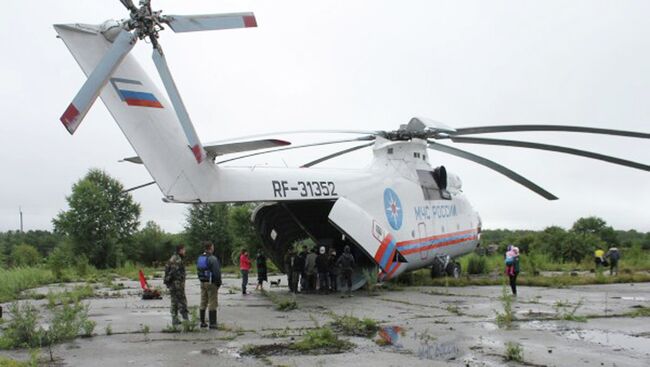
0,267 -> 56,303
396,268 -> 650,288
328,313 -> 378,338
261,290 -> 298,311
554,299 -> 587,322
495,285 -> 514,329
46,285 -> 95,308
504,341 -> 523,362
290,327 -> 354,353
627,306 -> 650,318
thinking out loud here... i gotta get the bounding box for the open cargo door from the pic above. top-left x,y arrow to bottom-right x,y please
328,197 -> 408,280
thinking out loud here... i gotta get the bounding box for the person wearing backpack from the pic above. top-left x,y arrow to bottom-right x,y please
197,241 -> 222,329
504,245 -> 520,296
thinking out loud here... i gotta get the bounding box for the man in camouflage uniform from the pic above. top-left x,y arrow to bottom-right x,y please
165,244 -> 188,325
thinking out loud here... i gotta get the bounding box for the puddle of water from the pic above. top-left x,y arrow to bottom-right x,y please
620,296 -> 647,301
563,329 -> 650,352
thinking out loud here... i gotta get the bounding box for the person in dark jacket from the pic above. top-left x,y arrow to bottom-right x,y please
164,244 -> 188,325
336,245 -> 355,296
305,247 -> 318,293
255,252 -> 268,291
328,249 -> 338,292
315,246 -> 330,293
505,245 -> 520,296
197,241 -> 222,329
605,247 -> 620,275
285,250 -> 295,292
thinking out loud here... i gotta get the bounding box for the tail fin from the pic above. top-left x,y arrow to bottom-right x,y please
55,23 -> 216,202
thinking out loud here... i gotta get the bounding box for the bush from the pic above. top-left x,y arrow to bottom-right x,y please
329,314 -> 378,337
505,342 -> 523,362
291,327 -> 353,352
466,254 -> 488,275
0,303 -> 41,349
11,245 -> 41,267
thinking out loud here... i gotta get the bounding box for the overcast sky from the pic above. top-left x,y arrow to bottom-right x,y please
1,0 -> 649,234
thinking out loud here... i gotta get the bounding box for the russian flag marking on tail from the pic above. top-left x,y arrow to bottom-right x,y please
119,90 -> 163,108
110,77 -> 163,109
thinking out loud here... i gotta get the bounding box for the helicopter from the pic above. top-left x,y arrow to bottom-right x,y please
56,1 -> 650,290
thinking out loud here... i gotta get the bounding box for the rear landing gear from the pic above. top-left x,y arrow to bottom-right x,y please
446,262 -> 461,278
430,255 -> 461,278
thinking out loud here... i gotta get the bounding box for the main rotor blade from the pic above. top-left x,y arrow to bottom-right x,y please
452,125 -> 650,139
119,0 -> 137,12
301,142 -> 374,168
427,141 -> 558,200
450,136 -> 650,172
60,29 -> 136,134
164,12 -> 257,33
152,47 -> 206,163
217,136 -> 375,164
206,129 -> 382,145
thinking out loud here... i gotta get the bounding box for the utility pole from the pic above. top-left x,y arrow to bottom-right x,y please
19,206 -> 23,232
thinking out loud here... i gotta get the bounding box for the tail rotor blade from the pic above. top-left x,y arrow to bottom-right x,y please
60,29 -> 137,134
163,12 -> 257,33
152,47 -> 206,163
427,141 -> 558,200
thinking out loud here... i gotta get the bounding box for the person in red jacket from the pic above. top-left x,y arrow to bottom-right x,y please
239,249 -> 251,295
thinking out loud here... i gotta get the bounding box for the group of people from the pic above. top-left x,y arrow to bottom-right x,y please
163,242 -> 222,329
285,244 -> 356,296
505,245 -> 624,297
162,243 -> 355,328
237,249 -> 269,295
594,247 -> 620,275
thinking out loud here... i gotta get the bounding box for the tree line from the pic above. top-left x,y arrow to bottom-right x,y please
481,216 -> 650,262
0,169 -> 261,269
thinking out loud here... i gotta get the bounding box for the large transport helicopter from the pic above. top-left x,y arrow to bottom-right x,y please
56,1 -> 650,290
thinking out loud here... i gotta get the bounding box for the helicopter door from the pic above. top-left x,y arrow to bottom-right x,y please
418,222 -> 428,260
328,197 -> 406,275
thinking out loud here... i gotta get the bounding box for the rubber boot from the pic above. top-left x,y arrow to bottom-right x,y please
209,311 -> 218,330
199,309 -> 207,328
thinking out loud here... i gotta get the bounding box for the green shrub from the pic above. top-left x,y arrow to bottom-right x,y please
0,267 -> 55,303
11,245 -> 41,267
329,314 -> 378,337
505,341 -> 523,362
291,327 -> 353,352
466,254 -> 488,274
0,303 -> 41,349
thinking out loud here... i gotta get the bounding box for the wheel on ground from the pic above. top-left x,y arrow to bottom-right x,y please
431,260 -> 445,278
446,262 -> 461,278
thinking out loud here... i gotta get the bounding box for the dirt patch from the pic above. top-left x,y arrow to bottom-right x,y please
241,342 -> 354,357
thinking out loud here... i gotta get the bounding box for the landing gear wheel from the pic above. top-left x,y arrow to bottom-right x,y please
431,260 -> 445,278
446,262 -> 461,278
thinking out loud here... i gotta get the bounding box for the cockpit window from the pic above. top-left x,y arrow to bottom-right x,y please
417,169 -> 451,200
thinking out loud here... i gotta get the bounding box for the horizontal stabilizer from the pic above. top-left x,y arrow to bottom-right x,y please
121,138 -> 291,164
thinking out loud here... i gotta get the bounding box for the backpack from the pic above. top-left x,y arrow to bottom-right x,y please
197,255 -> 211,282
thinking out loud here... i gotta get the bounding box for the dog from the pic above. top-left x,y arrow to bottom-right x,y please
270,279 -> 281,288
